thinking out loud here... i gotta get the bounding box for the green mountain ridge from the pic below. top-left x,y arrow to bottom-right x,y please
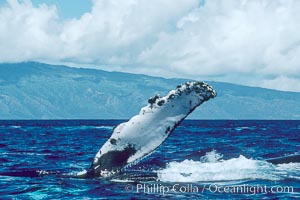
1,62 -> 300,119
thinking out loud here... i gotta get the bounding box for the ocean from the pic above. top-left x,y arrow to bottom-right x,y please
0,120 -> 299,199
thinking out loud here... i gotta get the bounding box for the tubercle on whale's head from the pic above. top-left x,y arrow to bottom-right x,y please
147,81 -> 216,107
175,81 -> 217,100
191,81 -> 216,99
199,81 -> 217,99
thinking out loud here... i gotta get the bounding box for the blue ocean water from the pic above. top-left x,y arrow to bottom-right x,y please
0,120 -> 299,199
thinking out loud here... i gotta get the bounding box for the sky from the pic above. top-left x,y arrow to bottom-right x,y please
0,0 -> 300,92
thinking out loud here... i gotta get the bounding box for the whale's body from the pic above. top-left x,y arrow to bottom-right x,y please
266,154 -> 300,165
85,81 -> 216,177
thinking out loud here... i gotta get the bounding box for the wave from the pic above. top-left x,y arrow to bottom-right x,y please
0,152 -> 52,156
0,125 -> 22,129
52,125 -> 114,131
157,150 -> 300,182
94,126 -> 114,130
76,125 -> 114,130
0,170 -> 54,178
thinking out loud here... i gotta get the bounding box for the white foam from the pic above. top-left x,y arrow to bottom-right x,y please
94,126 -> 114,130
36,170 -> 50,176
274,163 -> 300,180
76,169 -> 87,176
234,126 -> 256,131
200,150 -> 223,163
110,179 -> 135,183
10,125 -> 21,129
157,151 -> 300,182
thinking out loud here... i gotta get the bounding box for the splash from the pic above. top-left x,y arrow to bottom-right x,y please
157,151 -> 300,182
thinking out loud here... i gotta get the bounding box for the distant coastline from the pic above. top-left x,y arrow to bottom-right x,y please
1,62 -> 300,120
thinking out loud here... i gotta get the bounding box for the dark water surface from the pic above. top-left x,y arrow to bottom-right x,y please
0,120 -> 299,199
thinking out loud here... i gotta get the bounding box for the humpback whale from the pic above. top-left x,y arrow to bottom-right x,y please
77,81 -> 299,179
84,81 -> 216,177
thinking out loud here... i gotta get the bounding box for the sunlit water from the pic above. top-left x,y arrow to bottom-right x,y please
0,120 -> 299,199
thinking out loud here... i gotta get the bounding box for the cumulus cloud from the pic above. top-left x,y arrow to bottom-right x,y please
0,0 -> 61,62
0,0 -> 300,92
139,1 -> 300,75
60,0 -> 198,64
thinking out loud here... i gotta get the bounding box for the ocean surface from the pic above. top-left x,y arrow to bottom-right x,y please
0,120 -> 299,199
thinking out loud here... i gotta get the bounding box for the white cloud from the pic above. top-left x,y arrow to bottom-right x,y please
261,76 -> 300,93
139,0 -> 300,75
59,0 -> 198,64
1,0 -> 300,92
0,0 -> 62,61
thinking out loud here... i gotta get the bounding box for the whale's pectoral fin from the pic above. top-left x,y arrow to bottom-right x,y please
87,81 -> 216,177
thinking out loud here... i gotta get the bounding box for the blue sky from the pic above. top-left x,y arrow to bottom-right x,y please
0,0 -> 92,19
0,0 -> 300,92
31,0 -> 92,19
